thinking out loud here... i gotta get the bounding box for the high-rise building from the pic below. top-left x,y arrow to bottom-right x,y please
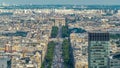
109,53 -> 120,68
88,33 -> 110,68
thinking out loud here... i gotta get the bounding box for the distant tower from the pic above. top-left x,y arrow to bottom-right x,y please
4,41 -> 9,53
10,36 -> 13,53
4,44 -> 8,52
88,32 -> 110,68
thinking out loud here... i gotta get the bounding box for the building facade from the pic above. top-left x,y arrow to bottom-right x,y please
54,18 -> 66,27
110,53 -> 120,68
88,33 -> 110,68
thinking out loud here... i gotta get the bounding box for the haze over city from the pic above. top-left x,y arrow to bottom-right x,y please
0,0 -> 120,68
0,0 -> 120,5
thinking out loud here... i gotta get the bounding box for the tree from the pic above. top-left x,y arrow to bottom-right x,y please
41,41 -> 56,68
62,26 -> 70,38
51,26 -> 58,38
62,39 -> 73,68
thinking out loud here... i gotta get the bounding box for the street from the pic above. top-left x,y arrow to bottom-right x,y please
52,26 -> 64,68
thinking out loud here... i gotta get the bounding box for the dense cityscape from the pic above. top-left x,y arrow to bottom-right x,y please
0,5 -> 120,68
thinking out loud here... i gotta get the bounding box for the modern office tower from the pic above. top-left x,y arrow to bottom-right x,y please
109,53 -> 120,68
88,33 -> 110,68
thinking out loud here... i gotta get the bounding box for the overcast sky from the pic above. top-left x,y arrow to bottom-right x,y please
0,0 -> 120,5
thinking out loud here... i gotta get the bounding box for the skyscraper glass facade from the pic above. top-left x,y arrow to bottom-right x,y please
88,33 -> 110,68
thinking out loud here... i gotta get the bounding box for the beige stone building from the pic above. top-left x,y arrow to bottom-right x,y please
70,33 -> 88,68
54,18 -> 66,27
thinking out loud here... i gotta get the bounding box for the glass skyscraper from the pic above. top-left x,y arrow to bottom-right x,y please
88,33 -> 110,68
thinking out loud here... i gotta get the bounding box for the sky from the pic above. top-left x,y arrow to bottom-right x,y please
0,0 -> 120,5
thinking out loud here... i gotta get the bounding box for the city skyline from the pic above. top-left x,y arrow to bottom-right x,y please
0,0 -> 120,68
0,0 -> 120,5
